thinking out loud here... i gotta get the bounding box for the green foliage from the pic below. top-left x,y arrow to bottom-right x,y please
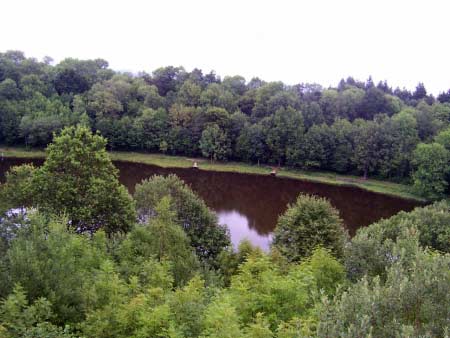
293,123 -> 333,169
83,291 -> 180,338
217,239 -> 264,285
329,119 -> 354,173
4,214 -> 108,324
0,204 -> 447,337
405,201 -> 450,253
0,284 -> 52,337
31,125 -> 136,234
345,201 -> 450,281
224,248 -> 344,331
0,79 -> 20,100
178,80 -> 202,106
352,118 -> 383,178
228,254 -> 314,327
236,123 -> 267,164
18,93 -> 74,147
414,101 -> 443,141
199,124 -> 230,161
200,84 -> 236,112
134,107 -> 169,151
0,285 -> 75,337
81,256 -> 181,338
245,313 -> 273,338
306,247 -> 346,296
200,295 -> 244,338
435,126 -> 450,151
116,238 -> 175,291
53,57 -> 112,95
118,196 -> 199,286
378,111 -> 419,178
275,317 -> 315,338
264,107 -> 304,165
17,323 -> 76,338
318,244 -> 450,337
134,174 -> 230,264
0,164 -> 35,212
168,276 -> 208,337
1,51 -> 449,185
0,126 -> 138,274
1,51 -> 450,338
272,194 -> 347,262
0,100 -> 23,145
167,104 -> 201,155
412,142 -> 450,199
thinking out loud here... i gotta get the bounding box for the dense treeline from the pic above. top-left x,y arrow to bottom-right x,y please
2,51 -> 450,197
0,126 -> 449,337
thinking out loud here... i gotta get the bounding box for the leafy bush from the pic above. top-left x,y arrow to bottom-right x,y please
412,142 -> 450,199
134,174 -> 230,265
226,248 -> 345,330
0,284 -> 76,337
345,200 -> 450,281
272,194 -> 347,262
3,214 -> 109,324
319,242 -> 450,337
0,164 -> 36,213
117,196 -> 199,286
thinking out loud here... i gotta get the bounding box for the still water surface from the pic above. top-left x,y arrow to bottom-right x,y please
0,158 -> 423,250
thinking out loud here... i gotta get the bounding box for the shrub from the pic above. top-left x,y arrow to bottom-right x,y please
345,201 -> 450,281
134,174 -> 230,265
272,194 -> 347,262
318,244 -> 450,337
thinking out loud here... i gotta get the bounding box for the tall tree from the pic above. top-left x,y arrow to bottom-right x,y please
236,123 -> 267,164
31,125 -> 136,234
352,119 -> 383,179
412,143 -> 450,199
264,107 -> 304,166
199,124 -> 230,161
413,82 -> 427,101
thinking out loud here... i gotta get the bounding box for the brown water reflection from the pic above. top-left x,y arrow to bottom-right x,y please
0,158 -> 423,250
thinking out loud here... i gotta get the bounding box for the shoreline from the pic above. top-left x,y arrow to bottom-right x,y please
0,146 -> 424,202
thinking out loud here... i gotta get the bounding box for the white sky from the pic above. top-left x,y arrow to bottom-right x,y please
1,0 -> 450,95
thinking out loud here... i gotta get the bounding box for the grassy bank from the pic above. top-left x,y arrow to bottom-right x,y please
0,146 -> 423,201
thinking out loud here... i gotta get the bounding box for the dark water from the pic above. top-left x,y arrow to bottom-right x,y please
0,158 -> 423,250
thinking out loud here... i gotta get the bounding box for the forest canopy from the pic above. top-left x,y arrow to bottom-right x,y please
2,51 -> 450,197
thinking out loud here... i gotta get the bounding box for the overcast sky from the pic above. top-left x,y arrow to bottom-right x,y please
2,0 -> 449,94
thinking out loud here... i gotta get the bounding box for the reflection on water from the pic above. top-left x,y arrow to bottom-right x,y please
217,210 -> 272,250
0,158 -> 424,250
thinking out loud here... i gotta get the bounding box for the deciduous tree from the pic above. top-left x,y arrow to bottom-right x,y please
272,194 -> 347,262
199,124 -> 230,161
32,125 -> 136,234
412,142 -> 450,199
134,175 -> 230,264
